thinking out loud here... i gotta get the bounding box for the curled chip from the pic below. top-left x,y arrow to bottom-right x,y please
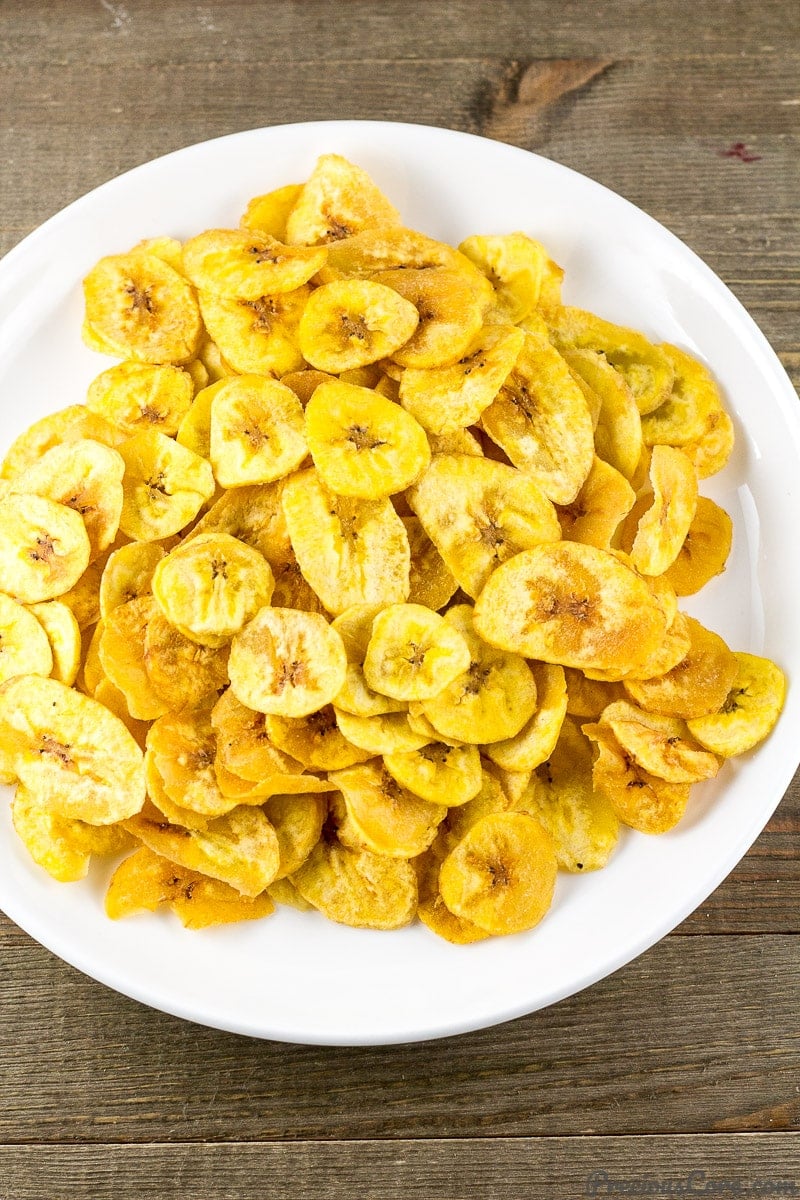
332,604 -> 407,718
266,706 -> 372,771
152,532 -> 274,647
241,182 -> 303,239
584,720 -> 691,834
459,232 -> 547,324
598,699 -> 720,784
298,279 -> 419,373
292,837 -> 417,930
86,362 -> 194,437
199,287 -> 307,377
334,708 -> 430,755
265,793 -> 327,879
99,595 -> 170,721
209,375 -> 307,487
363,603 -> 471,701
331,760 -> 446,858
182,228 -> 327,298
421,605 -> 538,744
645,344 -> 735,479
687,652 -> 786,757
106,846 -> 275,928
285,153 -> 401,246
564,348 -> 642,482
1,405 -> 123,481
384,741 -> 482,807
629,445 -> 698,576
12,784 -> 132,883
83,252 -> 202,363
211,688 -> 303,782
481,326 -> 595,504
408,454 -> 559,599
229,606 -> 347,717
623,615 -> 738,719
118,428 -> 215,541
28,600 -> 81,686
147,707 -> 235,818
282,469 -> 410,615
0,493 -> 90,603
0,593 -> 53,684
399,324 -> 523,435
375,267 -> 490,369
99,541 -> 166,619
143,611 -> 229,710
188,479 -> 292,567
125,805 -> 281,897
403,516 -> 458,612
474,541 -> 667,675
0,675 -> 145,824
305,380 -> 430,498
519,718 -> 619,873
485,662 -> 567,772
662,497 -> 733,596
439,812 -> 557,936
318,225 -> 484,285
558,456 -> 636,550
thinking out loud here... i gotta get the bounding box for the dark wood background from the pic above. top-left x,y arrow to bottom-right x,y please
1,2 -> 798,1195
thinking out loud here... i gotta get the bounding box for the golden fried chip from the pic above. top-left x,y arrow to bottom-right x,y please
661,497 -> 733,596
298,279 -> 419,373
187,479 -> 292,567
285,153 -> 401,245
373,266 -> 490,369
0,674 -> 145,823
459,232 -> 547,323
318,225 -> 484,284
421,604 -> 538,744
269,556 -> 328,615
384,741 -> 482,807
583,720 -> 691,834
265,706 -> 372,771
439,812 -> 557,936
426,427 -> 484,458
59,558 -> 103,631
143,611 -> 229,709
558,456 -> 635,550
93,678 -> 149,749
86,361 -> 194,437
623,615 -> 738,718
401,515 -> 458,612
416,845 -> 490,944
118,429 -> 215,541
99,595 -> 169,721
600,699 -> 721,783
0,593 -> 53,683
485,662 -> 567,771
645,344 -> 734,478
686,652 -> 786,757
198,287 -> 307,377
147,707 -> 239,817
282,469 -> 410,615
619,607 -> 692,683
241,183 -> 303,239
330,604 -> 407,718
305,380 -> 430,498
264,792 -> 327,879
12,783 -> 132,883
0,405 -> 123,481
211,688 -> 304,782
99,541 -> 166,619
564,348 -> 643,481
229,606 -> 347,717
519,717 -> 619,872
175,379 -> 227,459
399,324 -> 523,435
363,603 -> 471,701
629,446 -> 698,576
408,454 -> 559,599
281,368 -> 337,406
474,541 -> 667,675
0,493 -> 91,603
331,760 -> 446,858
152,532 -> 274,647
208,374 -> 308,487
564,667 -> 625,719
292,836 -> 417,929
28,600 -> 81,686
182,228 -> 327,298
83,252 -> 202,364
334,708 -> 430,755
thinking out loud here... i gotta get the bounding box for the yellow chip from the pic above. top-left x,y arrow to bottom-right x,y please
175,379 -> 227,459
182,228 -> 327,298
687,652 -> 787,757
644,344 -> 734,478
281,469 -> 410,616
143,611 -> 229,710
198,287 -> 307,377
125,804 -> 281,897
153,532 -> 274,648
211,687 -> 304,782
28,600 -> 81,685
620,607 -> 692,683
599,699 -> 721,784
439,812 -> 557,936
416,845 -> 490,944
12,784 -> 131,883
399,324 -> 524,435
292,836 -> 417,929
305,380 -> 430,498
147,707 -> 237,818
623,614 -> 738,719
474,541 -> 668,675
83,251 -> 202,364
558,456 -> 636,550
373,266 -> 490,369
0,405 -> 123,481
99,595 -> 170,721
408,454 -> 559,599
564,348 -> 643,482
331,760 -> 446,858
317,226 -> 480,283
0,493 -> 91,603
86,361 -> 194,437
0,674 -> 145,824
187,478 -> 292,568
383,741 -> 482,807
421,604 -> 538,744
99,541 -> 166,619
400,515 -> 459,612
334,708 -> 430,755
519,717 -> 619,872
485,662 -> 567,772
458,232 -> 547,324
285,153 -> 401,245
330,604 -> 407,718
265,706 -> 372,771
583,720 -> 691,834
427,428 -> 484,458
629,446 -> 698,576
0,592 -> 53,683
229,606 -> 347,717
93,678 -> 149,749
564,667 -> 625,719
298,279 -> 419,373
118,428 -> 215,541
662,497 -> 733,596
241,183 -> 303,239
363,603 -> 471,701
269,556 -> 328,615
264,792 -> 327,879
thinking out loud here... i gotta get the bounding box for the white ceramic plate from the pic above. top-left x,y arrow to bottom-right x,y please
1,121 -> 798,1046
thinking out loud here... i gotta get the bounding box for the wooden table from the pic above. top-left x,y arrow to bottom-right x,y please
1,2 -> 798,1196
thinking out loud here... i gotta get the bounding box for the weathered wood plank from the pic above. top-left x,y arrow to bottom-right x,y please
0,1136 -> 799,1199
0,929 -> 797,1140
2,0 -> 799,61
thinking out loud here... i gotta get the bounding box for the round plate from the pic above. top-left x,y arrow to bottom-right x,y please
1,121 -> 798,1046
